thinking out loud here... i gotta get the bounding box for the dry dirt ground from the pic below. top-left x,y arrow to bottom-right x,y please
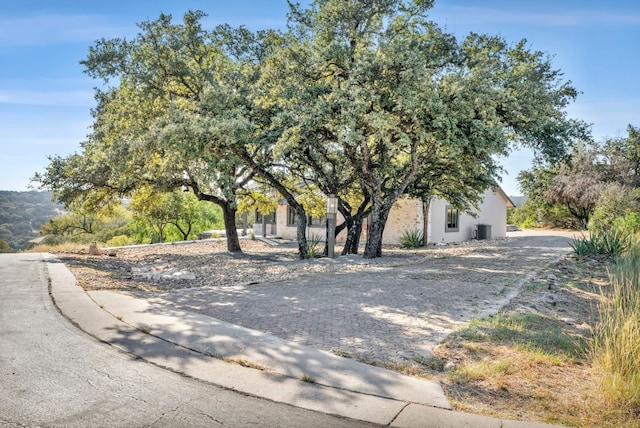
55,231 -> 614,426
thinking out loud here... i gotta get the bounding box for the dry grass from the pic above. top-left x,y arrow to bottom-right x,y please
28,242 -> 92,253
590,251 -> 640,424
374,255 -> 639,427
222,357 -> 266,371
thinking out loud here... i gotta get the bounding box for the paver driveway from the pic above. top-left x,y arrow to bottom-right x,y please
128,231 -> 576,363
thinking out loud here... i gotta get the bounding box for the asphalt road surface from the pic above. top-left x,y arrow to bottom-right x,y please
0,253 -> 374,427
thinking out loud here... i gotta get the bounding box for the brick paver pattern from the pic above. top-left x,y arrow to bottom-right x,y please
138,233 -> 573,363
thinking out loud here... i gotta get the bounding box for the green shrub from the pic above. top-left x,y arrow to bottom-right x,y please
106,235 -> 134,247
400,229 -> 424,248
612,211 -> 640,236
518,218 -> 538,229
590,183 -> 640,233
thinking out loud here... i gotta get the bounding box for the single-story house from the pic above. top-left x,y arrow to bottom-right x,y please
254,187 -> 515,245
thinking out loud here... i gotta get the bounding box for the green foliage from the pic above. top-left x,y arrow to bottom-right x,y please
518,218 -> 538,229
518,126 -> 640,233
399,229 -> 424,248
39,204 -> 132,245
590,183 -> 640,233
31,190 -> 222,247
35,11 -> 252,253
0,239 -> 11,253
507,199 -> 577,230
570,230 -> 628,258
237,191 -> 278,216
592,249 -> 640,411
545,146 -> 605,229
612,212 -> 640,236
35,4 -> 587,259
280,0 -> 585,258
128,189 -> 223,243
106,235 -> 134,247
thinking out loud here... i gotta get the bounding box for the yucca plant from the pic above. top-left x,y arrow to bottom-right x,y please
570,230 -> 628,258
400,229 -> 424,248
306,233 -> 323,258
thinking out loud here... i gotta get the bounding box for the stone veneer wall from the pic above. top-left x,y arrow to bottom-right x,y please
377,198 -> 424,245
275,198 -> 424,246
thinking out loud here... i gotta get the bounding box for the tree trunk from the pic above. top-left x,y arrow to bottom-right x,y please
189,185 -> 242,253
363,202 -> 391,258
342,214 -> 365,255
422,200 -> 430,246
336,196 -> 370,255
222,203 -> 242,252
295,204 -> 308,258
233,148 -> 307,258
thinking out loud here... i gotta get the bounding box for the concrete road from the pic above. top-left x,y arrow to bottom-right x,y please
0,253 -> 374,427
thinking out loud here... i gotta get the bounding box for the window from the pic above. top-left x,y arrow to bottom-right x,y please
287,206 -> 326,227
287,207 -> 299,225
445,206 -> 459,232
256,211 -> 275,223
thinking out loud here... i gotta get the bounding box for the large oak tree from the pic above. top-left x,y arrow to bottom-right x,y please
268,0 -> 587,257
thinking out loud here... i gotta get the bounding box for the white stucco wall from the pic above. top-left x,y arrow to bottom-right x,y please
474,189 -> 509,239
428,188 -> 509,244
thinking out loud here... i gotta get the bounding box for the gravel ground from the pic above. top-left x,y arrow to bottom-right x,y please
56,236 -> 532,292
56,231 -> 577,364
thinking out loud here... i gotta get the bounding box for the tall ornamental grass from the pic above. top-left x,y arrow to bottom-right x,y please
591,249 -> 640,414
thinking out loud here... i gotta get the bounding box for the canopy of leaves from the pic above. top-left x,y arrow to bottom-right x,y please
34,3 -> 587,258
265,0 -> 587,256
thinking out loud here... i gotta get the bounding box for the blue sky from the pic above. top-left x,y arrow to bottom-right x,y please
1,1 -> 639,196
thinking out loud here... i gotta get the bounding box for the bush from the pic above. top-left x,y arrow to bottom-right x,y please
400,229 -> 424,248
508,201 -> 578,230
591,249 -> 640,412
518,218 -> 538,230
590,183 -> 640,233
612,211 -> 640,236
106,235 -> 134,247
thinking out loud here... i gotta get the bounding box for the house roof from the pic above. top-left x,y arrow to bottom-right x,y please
493,186 -> 516,208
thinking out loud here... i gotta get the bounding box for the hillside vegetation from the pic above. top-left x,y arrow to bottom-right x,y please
0,191 -> 62,252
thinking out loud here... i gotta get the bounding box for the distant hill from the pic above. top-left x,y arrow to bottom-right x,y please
509,196 -> 526,207
0,191 -> 63,252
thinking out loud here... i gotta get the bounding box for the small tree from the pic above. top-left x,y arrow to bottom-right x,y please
0,239 -> 11,253
129,188 -> 175,243
545,146 -> 605,229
